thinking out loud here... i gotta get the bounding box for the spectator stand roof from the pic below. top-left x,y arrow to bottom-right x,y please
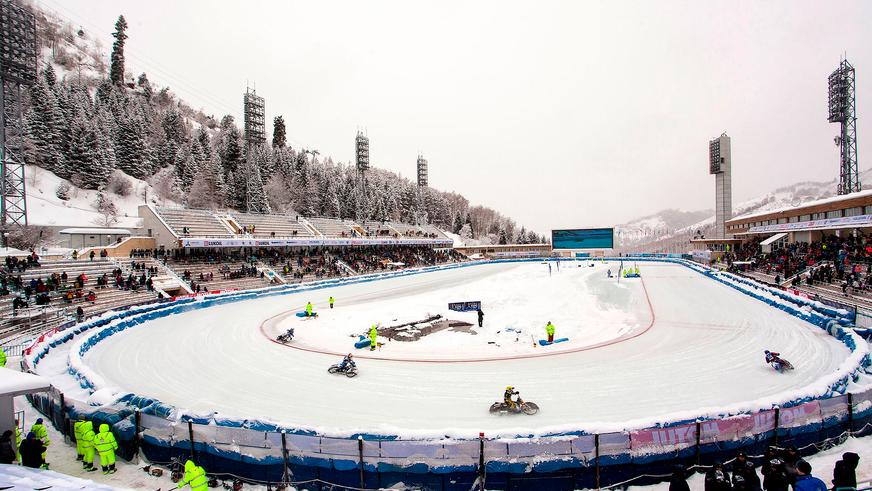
58,228 -> 132,235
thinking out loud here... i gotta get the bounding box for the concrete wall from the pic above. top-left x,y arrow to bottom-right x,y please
63,233 -> 129,250
76,236 -> 157,259
137,205 -> 179,249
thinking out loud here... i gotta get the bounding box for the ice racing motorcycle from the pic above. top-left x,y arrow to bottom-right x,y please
276,328 -> 295,344
770,357 -> 794,373
327,363 -> 358,378
489,399 -> 539,415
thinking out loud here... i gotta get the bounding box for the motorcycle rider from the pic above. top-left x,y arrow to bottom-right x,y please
338,353 -> 356,372
504,386 -> 520,410
765,350 -> 789,371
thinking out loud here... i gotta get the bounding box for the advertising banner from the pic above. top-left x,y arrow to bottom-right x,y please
448,301 -> 481,312
630,423 -> 697,450
181,237 -> 452,248
749,214 -> 872,234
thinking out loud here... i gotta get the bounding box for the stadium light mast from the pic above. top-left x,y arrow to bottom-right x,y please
415,154 -> 428,225
355,130 -> 370,220
0,0 -> 37,232
243,86 -> 266,213
709,133 -> 732,240
828,58 -> 859,195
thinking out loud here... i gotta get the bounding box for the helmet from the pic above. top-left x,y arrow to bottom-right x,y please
506,386 -> 514,390
347,353 -> 353,358
764,350 -> 770,354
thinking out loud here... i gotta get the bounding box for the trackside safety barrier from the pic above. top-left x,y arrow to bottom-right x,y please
21,257 -> 872,491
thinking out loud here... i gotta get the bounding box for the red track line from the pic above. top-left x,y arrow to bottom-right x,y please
259,276 -> 657,363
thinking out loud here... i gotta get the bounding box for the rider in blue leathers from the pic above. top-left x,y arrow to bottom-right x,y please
338,353 -> 356,372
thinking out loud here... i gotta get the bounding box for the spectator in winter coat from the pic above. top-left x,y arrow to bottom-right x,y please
705,462 -> 732,491
0,430 -> 16,464
794,460 -> 827,491
762,447 -> 789,491
732,451 -> 762,491
832,452 -> 860,490
478,309 -> 484,327
18,432 -> 46,468
782,445 -> 801,487
669,464 -> 691,491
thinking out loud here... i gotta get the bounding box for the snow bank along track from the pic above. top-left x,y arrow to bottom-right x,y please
21,258 -> 872,490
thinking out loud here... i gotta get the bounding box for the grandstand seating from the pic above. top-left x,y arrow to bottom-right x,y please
0,258 -> 157,345
360,221 -> 396,237
156,207 -> 234,237
306,217 -> 360,237
150,207 -> 450,244
230,212 -> 315,238
164,258 -> 273,292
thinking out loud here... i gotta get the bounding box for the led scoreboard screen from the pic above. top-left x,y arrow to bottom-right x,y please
551,228 -> 614,250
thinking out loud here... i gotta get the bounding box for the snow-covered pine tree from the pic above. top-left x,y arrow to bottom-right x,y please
174,143 -> 196,190
233,157 -> 270,213
95,78 -> 115,107
110,15 -> 128,87
68,115 -> 110,189
219,123 -> 244,178
137,73 -> 154,100
188,149 -> 226,209
272,146 -> 293,178
27,71 -> 67,177
253,144 -> 274,184
272,115 -> 286,148
452,214 -> 464,234
115,110 -> 149,179
43,64 -> 57,88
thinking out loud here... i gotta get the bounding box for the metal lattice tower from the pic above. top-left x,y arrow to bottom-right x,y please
414,154 -> 428,225
417,154 -> 428,188
355,131 -> 369,218
828,58 -> 859,195
0,0 -> 36,228
355,131 -> 370,175
243,87 -> 266,212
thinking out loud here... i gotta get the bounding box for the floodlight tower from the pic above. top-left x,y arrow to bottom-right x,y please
709,133 -> 732,239
415,154 -> 428,225
355,130 -> 370,218
243,86 -> 266,212
828,58 -> 859,195
0,0 -> 37,229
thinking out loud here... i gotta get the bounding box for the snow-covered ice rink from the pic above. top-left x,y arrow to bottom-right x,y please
40,261 -> 850,438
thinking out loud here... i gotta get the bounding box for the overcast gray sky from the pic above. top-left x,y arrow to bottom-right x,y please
45,0 -> 871,234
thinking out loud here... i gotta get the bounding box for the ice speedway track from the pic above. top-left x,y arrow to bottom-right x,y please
39,261 -> 850,437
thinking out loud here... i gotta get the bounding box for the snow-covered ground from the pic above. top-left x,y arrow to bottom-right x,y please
25,165 -> 175,229
267,261 -> 644,359
31,261 -> 852,439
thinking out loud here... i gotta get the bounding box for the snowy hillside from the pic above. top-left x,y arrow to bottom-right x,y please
25,165 -> 175,230
617,168 -> 872,252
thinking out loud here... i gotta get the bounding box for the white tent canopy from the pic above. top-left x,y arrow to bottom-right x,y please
0,367 -> 52,443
